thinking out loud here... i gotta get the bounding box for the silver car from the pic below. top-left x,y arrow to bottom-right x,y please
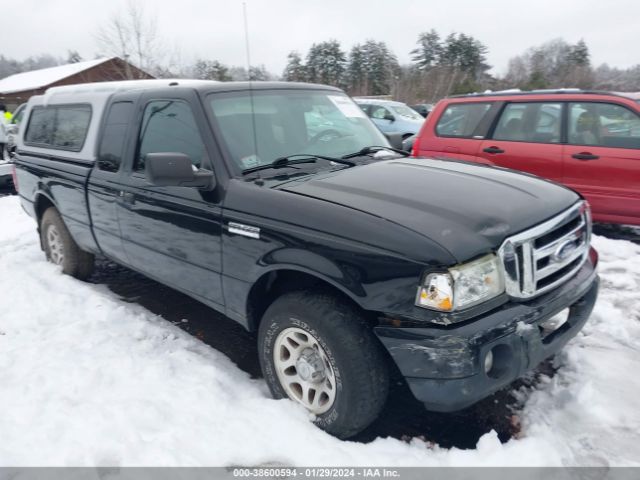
354,99 -> 425,139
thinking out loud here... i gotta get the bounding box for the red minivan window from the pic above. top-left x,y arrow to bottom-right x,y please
435,103 -> 491,138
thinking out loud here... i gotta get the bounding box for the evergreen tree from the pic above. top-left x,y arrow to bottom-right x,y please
305,40 -> 347,87
439,33 -> 489,79
411,29 -> 442,70
526,70 -> 549,89
346,41 -> 398,96
568,39 -> 590,67
67,50 -> 83,63
360,40 -> 399,95
346,44 -> 366,94
503,38 -> 593,89
283,51 -> 307,82
193,60 -> 232,81
248,65 -> 270,81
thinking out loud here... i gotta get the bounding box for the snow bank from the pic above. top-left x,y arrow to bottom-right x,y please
0,195 -> 638,466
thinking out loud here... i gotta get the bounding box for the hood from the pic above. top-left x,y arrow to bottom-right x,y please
278,158 -> 580,262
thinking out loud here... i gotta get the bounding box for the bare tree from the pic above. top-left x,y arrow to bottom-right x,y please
95,0 -> 159,78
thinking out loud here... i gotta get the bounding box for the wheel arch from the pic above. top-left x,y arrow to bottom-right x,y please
34,191 -> 56,225
245,266 -> 372,332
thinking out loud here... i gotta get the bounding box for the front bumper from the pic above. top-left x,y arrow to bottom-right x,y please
375,249 -> 599,412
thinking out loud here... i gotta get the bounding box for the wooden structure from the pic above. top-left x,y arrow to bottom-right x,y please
0,57 -> 154,110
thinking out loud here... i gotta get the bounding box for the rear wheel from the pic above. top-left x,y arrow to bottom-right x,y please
258,291 -> 389,438
40,207 -> 95,280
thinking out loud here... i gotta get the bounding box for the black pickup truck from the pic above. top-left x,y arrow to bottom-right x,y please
14,80 -> 599,438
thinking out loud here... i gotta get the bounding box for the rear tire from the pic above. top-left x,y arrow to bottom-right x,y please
40,207 -> 94,280
258,290 -> 389,438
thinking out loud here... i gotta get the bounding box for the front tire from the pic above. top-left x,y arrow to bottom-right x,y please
258,291 -> 389,438
40,207 -> 95,280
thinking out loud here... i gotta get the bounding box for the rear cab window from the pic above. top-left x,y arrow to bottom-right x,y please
24,104 -> 92,151
97,102 -> 134,172
435,103 -> 492,138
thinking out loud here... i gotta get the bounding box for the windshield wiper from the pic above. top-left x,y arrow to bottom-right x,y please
242,154 -> 356,175
341,145 -> 410,159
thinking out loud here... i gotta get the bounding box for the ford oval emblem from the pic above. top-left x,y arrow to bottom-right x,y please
552,240 -> 577,263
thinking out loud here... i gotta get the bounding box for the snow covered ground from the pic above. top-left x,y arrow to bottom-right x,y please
0,194 -> 639,466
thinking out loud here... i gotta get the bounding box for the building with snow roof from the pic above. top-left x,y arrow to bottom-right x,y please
0,56 -> 154,110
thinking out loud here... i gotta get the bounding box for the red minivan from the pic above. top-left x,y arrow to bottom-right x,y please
413,90 -> 640,226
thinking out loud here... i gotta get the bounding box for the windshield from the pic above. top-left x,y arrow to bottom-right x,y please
391,105 -> 423,120
208,90 -> 389,172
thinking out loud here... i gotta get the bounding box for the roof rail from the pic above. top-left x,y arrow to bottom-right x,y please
44,79 -> 217,96
448,89 -> 637,100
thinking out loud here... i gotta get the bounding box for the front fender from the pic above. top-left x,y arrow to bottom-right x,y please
222,227 -> 427,329
260,247 -> 367,298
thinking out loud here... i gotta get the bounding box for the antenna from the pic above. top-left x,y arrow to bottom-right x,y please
242,1 -> 260,176
242,2 -> 252,74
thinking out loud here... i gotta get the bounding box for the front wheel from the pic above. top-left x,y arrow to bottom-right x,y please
40,207 -> 95,280
258,291 -> 389,438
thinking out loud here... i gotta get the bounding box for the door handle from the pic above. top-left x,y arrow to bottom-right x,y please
571,152 -> 599,161
483,146 -> 505,154
119,191 -> 135,204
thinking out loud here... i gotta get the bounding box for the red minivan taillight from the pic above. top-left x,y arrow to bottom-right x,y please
11,164 -> 18,192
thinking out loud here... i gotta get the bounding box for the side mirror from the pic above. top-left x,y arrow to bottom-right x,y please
145,152 -> 215,189
384,132 -> 404,150
6,124 -> 18,135
384,113 -> 395,122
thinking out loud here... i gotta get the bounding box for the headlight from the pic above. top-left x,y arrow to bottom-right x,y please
416,254 -> 504,312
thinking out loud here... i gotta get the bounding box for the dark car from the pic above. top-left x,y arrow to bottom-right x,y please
402,133 -> 416,152
14,80 -> 599,439
410,103 -> 434,118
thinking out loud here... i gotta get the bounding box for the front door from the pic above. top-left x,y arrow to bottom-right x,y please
116,90 -> 225,308
562,102 -> 640,225
479,102 -> 564,182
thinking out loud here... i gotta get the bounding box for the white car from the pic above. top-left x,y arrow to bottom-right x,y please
0,158 -> 13,188
3,103 -> 26,161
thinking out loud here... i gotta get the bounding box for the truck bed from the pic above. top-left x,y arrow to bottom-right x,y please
15,153 -> 99,254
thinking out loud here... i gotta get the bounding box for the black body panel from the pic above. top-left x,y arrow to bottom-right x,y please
280,158 -> 580,262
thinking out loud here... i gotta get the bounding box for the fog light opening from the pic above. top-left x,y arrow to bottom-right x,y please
483,350 -> 494,374
484,344 -> 513,379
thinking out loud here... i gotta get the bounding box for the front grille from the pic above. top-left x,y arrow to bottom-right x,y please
498,202 -> 591,299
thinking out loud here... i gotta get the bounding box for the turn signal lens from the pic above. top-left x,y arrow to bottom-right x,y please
416,273 -> 454,312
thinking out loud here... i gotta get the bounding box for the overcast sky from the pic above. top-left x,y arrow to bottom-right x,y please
7,0 -> 640,75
